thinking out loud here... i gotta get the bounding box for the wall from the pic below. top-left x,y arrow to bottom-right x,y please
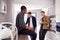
0,0 -> 14,23
55,0 -> 60,22
0,14 -> 6,23
6,0 -> 14,23
0,0 -> 7,23
13,0 -> 54,8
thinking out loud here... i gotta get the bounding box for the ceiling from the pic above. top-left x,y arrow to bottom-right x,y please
13,0 -> 55,10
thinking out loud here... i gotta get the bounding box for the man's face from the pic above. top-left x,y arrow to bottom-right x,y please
23,9 -> 27,14
41,13 -> 45,17
28,14 -> 32,17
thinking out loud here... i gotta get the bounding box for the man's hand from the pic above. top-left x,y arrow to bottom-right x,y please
26,26 -> 33,31
39,21 -> 42,24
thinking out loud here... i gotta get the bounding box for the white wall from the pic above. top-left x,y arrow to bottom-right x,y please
0,14 -> 6,23
0,0 -> 14,23
6,0 -> 14,23
48,6 -> 55,16
55,0 -> 60,22
13,0 -> 54,8
16,0 -> 55,16
0,0 -> 7,23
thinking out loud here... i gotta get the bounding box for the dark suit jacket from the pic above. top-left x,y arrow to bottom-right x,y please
16,12 -> 26,31
26,16 -> 37,30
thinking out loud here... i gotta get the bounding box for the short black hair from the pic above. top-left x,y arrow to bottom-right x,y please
28,12 -> 32,14
21,6 -> 26,10
41,11 -> 45,13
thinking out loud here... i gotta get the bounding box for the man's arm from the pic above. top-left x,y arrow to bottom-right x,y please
34,17 -> 37,29
42,16 -> 50,25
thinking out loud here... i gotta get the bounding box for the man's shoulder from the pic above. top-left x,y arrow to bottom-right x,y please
27,17 -> 30,19
17,12 -> 22,16
32,16 -> 34,18
32,16 -> 36,19
44,16 -> 50,20
45,16 -> 49,18
16,12 -> 21,18
18,12 -> 21,15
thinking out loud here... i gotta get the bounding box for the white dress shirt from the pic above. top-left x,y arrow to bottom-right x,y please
30,18 -> 33,28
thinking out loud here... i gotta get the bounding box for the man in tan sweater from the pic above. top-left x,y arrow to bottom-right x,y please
39,11 -> 50,40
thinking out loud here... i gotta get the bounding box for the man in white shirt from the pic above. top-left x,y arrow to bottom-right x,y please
26,12 -> 37,40
30,17 -> 33,28
26,12 -> 37,31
